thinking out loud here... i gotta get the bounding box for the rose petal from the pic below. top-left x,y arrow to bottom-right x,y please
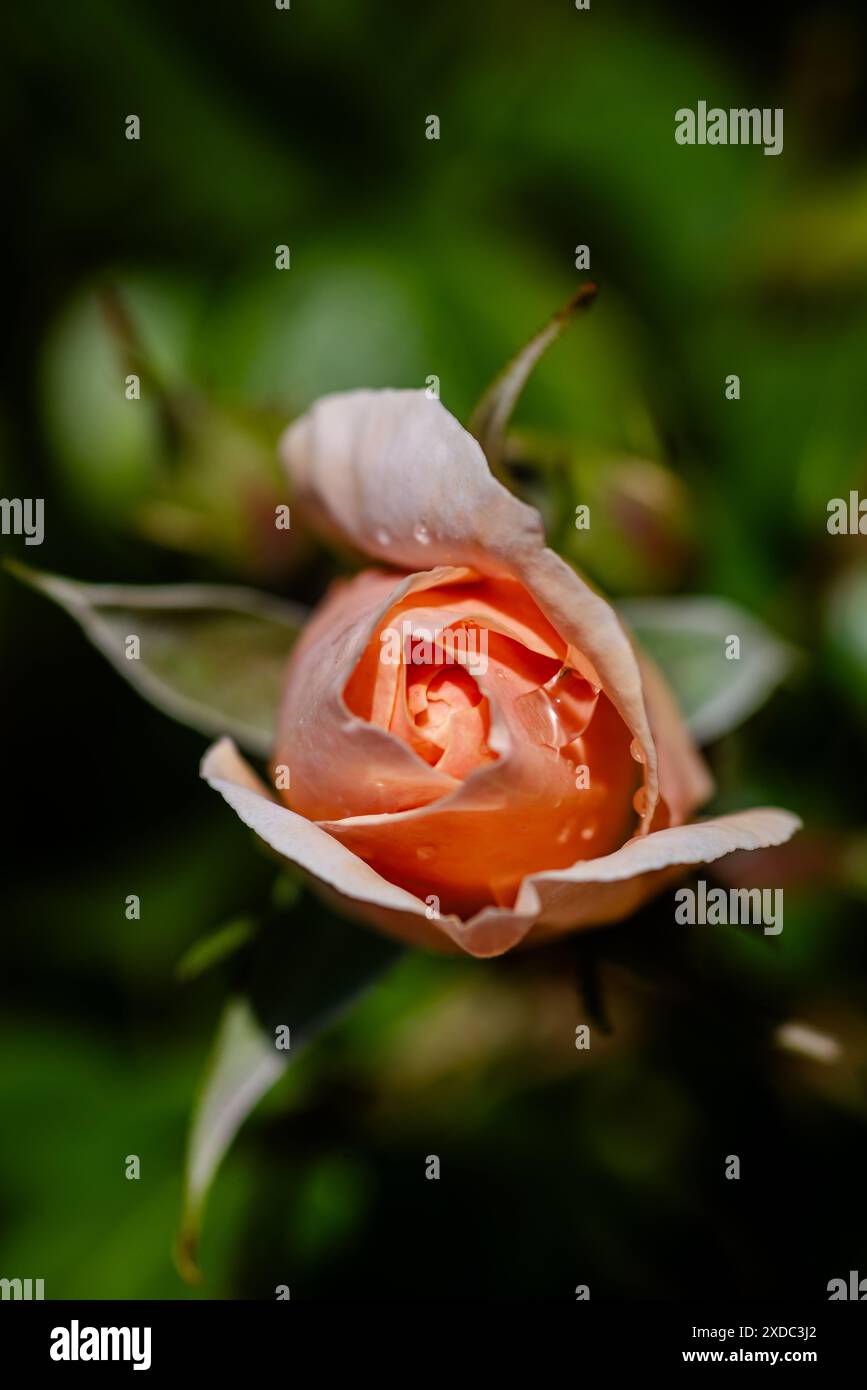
201,736 -> 456,950
280,389 -> 544,577
274,566 -> 466,819
318,636 -> 640,918
635,650 -> 714,825
278,567 -> 636,886
202,737 -> 801,960
510,805 -> 803,941
280,390 -> 661,829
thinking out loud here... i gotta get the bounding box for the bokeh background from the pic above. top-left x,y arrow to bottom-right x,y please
3,0 -> 867,1299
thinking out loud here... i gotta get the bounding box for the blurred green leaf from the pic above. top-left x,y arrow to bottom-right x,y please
620,595 -> 797,743
825,563 -> 867,715
39,277 -> 202,521
176,998 -> 286,1283
9,563 -> 306,756
176,918 -> 257,983
177,897 -> 402,1281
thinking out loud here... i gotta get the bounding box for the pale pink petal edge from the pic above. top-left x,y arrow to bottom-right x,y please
201,738 -> 801,960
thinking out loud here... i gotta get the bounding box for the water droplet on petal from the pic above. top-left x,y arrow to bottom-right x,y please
580,822 -> 597,841
413,521 -> 430,545
417,844 -> 436,861
515,667 -> 599,750
375,527 -> 391,546
629,737 -> 646,764
633,787 -> 648,816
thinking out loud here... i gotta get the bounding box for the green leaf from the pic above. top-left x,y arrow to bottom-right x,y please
7,562 -> 306,756
176,897 -> 403,1282
175,917 -> 256,982
175,998 -> 285,1284
619,595 -> 797,743
825,563 -> 867,715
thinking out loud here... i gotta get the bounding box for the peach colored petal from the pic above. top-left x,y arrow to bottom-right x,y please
202,737 -> 801,960
273,566 -> 467,820
511,806 -> 802,945
280,569 -> 637,891
278,562 -> 641,916
634,649 -> 714,826
317,638 -> 641,917
203,735 -> 529,955
435,705 -> 494,779
269,390 -> 795,953
378,577 -> 565,661
202,736 -> 453,950
280,390 -> 661,830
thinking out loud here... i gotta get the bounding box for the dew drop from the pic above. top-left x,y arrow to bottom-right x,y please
629,737 -> 646,764
633,787 -> 648,816
417,844 -> 436,861
580,822 -> 596,841
375,527 -> 391,546
515,667 -> 599,750
413,521 -> 431,545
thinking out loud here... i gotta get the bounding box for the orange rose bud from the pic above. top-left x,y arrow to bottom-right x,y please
203,391 -> 800,957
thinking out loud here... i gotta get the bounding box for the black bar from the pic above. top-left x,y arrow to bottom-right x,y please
1,1300 -> 863,1373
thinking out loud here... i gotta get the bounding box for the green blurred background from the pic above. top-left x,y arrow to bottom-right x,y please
2,0 -> 867,1299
